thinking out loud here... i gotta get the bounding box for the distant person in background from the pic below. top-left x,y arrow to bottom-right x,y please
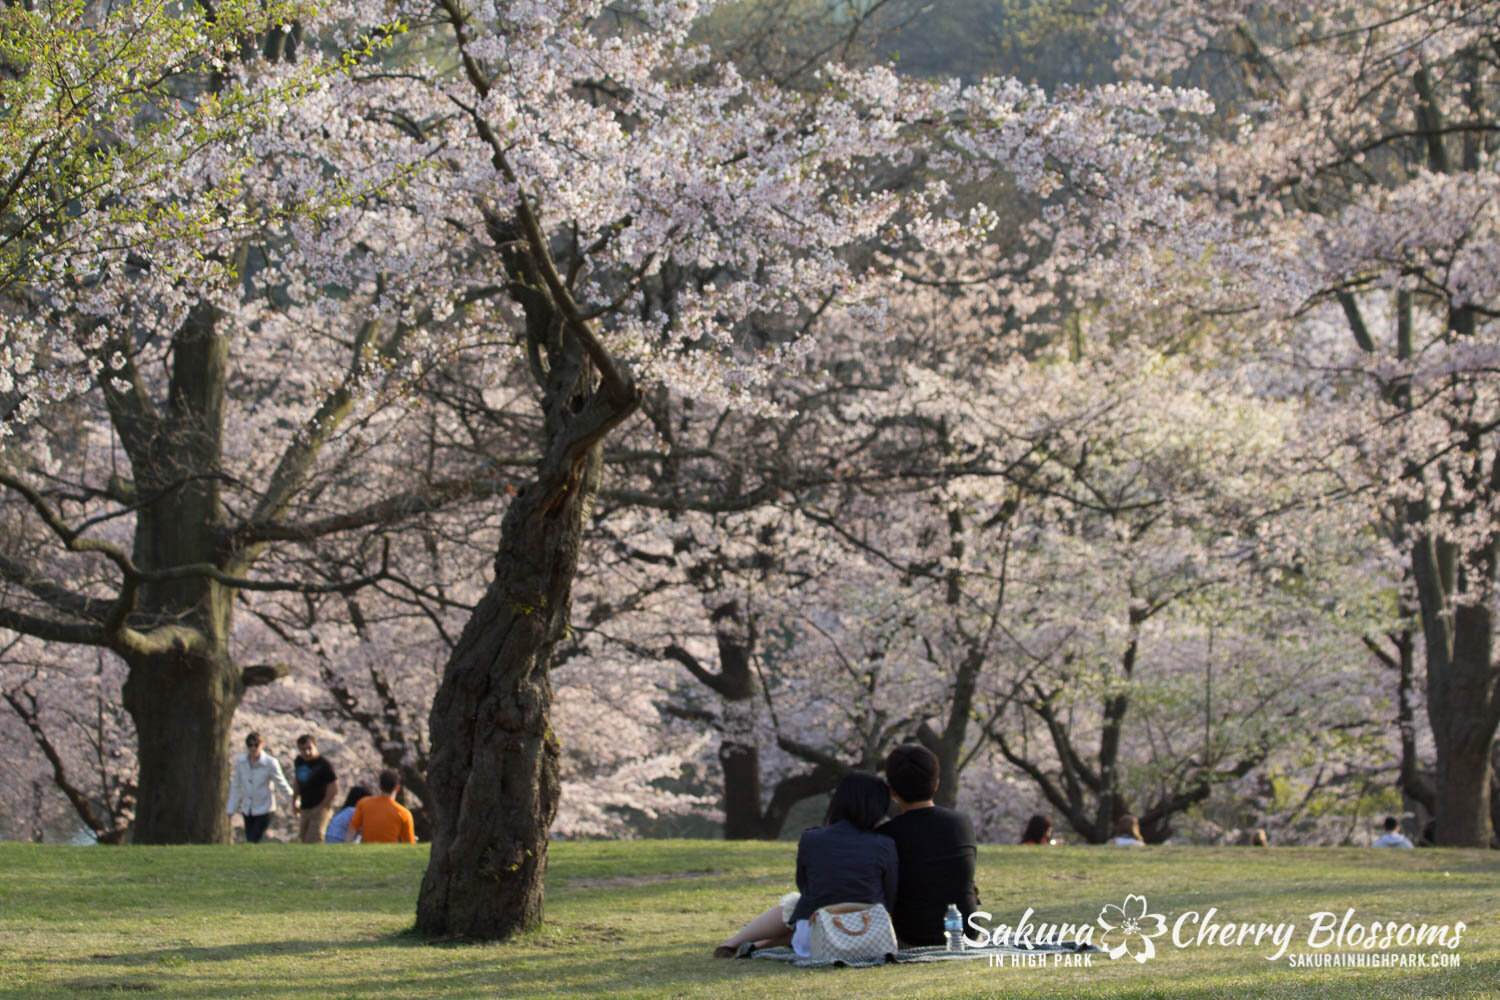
1373,816 -> 1414,848
1249,829 -> 1269,847
325,785 -> 371,844
226,732 -> 295,843
1111,814 -> 1145,846
345,770 -> 416,844
1020,814 -> 1054,845
292,734 -> 338,843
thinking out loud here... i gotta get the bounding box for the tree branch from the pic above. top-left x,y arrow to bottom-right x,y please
0,551 -> 114,623
662,643 -> 735,698
776,735 -> 852,774
238,306 -> 405,571
3,686 -> 130,843
241,663 -> 291,687
988,722 -> 1086,835
437,0 -> 638,408
0,470 -> 392,654
0,605 -> 110,646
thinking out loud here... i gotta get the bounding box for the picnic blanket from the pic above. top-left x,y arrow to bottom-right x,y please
750,940 -> 1097,969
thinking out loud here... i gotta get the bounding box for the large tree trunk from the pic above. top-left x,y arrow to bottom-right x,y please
1414,533 -> 1500,847
121,646 -> 242,844
116,305 -> 241,844
714,655 -> 763,840
665,602 -> 779,839
1435,733 -> 1493,848
721,738 -> 765,840
417,381 -> 631,938
1490,741 -> 1500,847
1423,624 -> 1497,847
1428,603 -> 1495,846
415,477 -> 586,937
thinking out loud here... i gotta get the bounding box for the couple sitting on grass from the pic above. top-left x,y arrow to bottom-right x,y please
714,743 -> 980,959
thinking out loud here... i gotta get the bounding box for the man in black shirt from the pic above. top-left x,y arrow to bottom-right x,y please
877,743 -> 982,946
292,734 -> 338,843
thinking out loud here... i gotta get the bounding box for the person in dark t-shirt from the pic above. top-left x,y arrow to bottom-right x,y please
292,734 -> 338,843
878,743 -> 981,946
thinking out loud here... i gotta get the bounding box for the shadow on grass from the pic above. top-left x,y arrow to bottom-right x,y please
27,949 -> 1495,1000
62,929 -> 428,969
67,926 -> 685,969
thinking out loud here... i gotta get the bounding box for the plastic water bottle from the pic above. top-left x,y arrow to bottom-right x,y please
943,903 -> 964,951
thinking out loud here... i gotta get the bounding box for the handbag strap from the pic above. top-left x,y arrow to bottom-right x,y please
830,911 -> 871,936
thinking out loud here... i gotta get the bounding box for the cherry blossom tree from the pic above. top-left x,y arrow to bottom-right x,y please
0,0 -> 326,404
755,323 -> 1396,841
0,8 -> 516,844
5,3 -> 1392,941
1112,0 -> 1500,846
986,388 -> 1386,842
395,0 -> 1226,937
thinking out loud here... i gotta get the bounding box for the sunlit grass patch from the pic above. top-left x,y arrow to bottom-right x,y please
0,841 -> 1495,999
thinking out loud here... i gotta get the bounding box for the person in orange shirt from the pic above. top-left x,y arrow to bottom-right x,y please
345,769 -> 416,844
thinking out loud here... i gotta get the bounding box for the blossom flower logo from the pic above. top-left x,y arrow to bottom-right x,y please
1097,894 -> 1168,963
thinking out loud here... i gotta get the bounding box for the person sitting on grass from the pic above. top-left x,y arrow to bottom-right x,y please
344,770 -> 416,844
879,744 -> 982,946
1021,813 -> 1054,845
1372,816 -> 1414,848
713,771 -> 897,959
324,785 -> 371,844
1111,814 -> 1145,846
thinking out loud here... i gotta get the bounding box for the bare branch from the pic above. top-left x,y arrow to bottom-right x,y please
0,606 -> 110,646
241,663 -> 291,687
662,643 -> 732,696
0,551 -> 113,623
0,471 -> 393,654
3,686 -> 130,843
775,735 -> 851,774
237,475 -> 512,544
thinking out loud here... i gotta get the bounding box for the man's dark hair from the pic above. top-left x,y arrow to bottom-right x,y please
1383,816 -> 1399,832
245,731 -> 262,747
297,734 -> 315,748
884,743 -> 939,803
824,771 -> 890,830
378,769 -> 400,794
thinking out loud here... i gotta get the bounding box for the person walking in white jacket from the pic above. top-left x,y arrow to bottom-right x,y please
226,732 -> 295,843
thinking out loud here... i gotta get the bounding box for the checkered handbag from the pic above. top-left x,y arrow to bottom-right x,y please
807,903 -> 898,964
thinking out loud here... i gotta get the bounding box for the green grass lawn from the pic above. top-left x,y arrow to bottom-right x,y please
0,840 -> 1495,999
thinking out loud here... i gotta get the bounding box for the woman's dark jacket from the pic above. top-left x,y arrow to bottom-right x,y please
788,819 -> 899,924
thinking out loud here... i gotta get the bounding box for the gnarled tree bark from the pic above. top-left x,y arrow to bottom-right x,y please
411,144 -> 640,932
414,326 -> 637,939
